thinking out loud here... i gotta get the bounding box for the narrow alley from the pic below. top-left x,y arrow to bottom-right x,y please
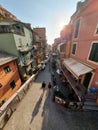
3,64 -> 98,130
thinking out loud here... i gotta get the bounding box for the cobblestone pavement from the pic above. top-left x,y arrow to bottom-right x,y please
3,64 -> 98,130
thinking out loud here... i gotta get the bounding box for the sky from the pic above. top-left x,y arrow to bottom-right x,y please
0,0 -> 82,45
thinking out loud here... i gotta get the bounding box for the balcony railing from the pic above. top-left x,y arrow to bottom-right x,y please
0,74 -> 37,129
61,67 -> 86,102
22,58 -> 34,67
18,45 -> 34,53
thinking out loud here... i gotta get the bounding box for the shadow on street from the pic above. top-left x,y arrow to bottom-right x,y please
30,93 -> 43,124
41,90 -> 98,130
41,90 -> 51,117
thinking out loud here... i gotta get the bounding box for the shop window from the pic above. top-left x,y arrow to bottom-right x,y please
4,66 -> 11,74
72,44 -> 77,55
10,80 -> 16,89
74,19 -> 80,38
89,43 -> 98,62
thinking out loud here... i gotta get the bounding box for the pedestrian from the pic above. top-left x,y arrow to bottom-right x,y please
53,77 -> 56,85
42,63 -> 45,70
48,82 -> 52,89
41,81 -> 46,93
48,82 -> 52,95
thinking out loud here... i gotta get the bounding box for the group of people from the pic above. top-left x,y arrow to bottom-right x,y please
41,81 -> 52,93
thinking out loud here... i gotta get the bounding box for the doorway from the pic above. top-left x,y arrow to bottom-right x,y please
83,72 -> 92,89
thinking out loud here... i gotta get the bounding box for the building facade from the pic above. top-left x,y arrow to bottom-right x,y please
0,52 -> 21,106
33,31 -> 43,64
0,20 -> 35,81
33,28 -> 47,60
60,0 -> 98,102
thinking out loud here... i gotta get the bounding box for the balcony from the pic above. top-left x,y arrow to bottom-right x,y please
22,58 -> 34,67
0,25 -> 25,36
18,45 -> 34,54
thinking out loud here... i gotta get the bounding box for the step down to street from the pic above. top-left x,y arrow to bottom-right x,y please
85,93 -> 97,100
83,105 -> 98,111
83,92 -> 98,111
84,101 -> 98,106
83,100 -> 98,111
85,98 -> 96,102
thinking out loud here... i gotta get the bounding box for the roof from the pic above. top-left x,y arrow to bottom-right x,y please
71,0 -> 92,19
0,52 -> 17,66
63,58 -> 93,79
0,19 -> 32,31
0,21 -> 15,25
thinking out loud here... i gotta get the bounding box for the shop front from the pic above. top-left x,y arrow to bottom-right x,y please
61,58 -> 94,102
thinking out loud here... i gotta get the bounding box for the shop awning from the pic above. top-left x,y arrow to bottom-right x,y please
63,58 -> 93,79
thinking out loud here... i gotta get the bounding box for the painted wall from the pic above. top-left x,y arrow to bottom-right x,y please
71,0 -> 98,66
14,26 -> 33,49
0,60 -> 21,103
0,25 -> 34,79
70,0 -> 98,88
0,33 -> 18,56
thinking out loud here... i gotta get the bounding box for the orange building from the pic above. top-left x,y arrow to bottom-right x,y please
0,52 -> 21,106
61,0 -> 98,102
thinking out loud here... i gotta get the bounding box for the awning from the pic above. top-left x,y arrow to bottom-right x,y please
63,58 -> 93,79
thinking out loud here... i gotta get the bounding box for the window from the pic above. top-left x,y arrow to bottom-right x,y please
4,66 -> 11,73
19,38 -> 22,44
96,28 -> 98,34
95,24 -> 98,35
74,19 -> 80,38
0,83 -> 2,88
13,24 -> 25,35
72,44 -> 77,55
89,43 -> 98,62
30,31 -> 33,39
10,80 -> 16,89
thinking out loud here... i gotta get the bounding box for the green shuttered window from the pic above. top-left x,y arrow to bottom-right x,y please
72,44 -> 76,55
89,43 -> 98,62
74,19 -> 80,38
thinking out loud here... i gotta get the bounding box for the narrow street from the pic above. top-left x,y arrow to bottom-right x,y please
3,63 -> 98,130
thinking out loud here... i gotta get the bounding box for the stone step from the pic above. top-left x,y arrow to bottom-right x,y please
85,96 -> 97,100
83,100 -> 98,111
85,93 -> 97,100
85,98 -> 96,103
83,105 -> 98,111
84,101 -> 98,106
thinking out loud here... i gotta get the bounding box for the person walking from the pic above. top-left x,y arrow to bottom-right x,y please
42,63 -> 45,70
48,82 -> 52,89
53,77 -> 56,86
41,81 -> 46,93
48,82 -> 52,95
